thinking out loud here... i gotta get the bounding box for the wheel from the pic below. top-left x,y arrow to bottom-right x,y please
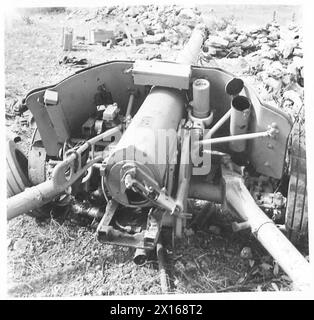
285,122 -> 308,245
7,139 -> 51,219
7,140 -> 30,197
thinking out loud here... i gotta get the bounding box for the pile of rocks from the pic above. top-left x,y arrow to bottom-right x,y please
125,5 -> 203,46
72,5 -> 302,61
202,21 -> 303,60
78,5 -> 203,46
94,6 -> 303,73
70,5 -> 304,108
201,21 -> 303,109
248,23 -> 303,98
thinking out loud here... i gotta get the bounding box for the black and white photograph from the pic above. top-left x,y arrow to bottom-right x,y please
3,0 -> 313,300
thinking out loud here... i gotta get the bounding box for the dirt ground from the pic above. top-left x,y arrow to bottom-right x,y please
5,7 -> 306,297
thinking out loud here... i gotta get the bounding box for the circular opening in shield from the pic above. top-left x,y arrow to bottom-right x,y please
232,95 -> 251,111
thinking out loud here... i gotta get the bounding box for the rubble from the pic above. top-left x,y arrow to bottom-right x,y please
89,29 -> 114,44
13,239 -> 28,252
279,39 -> 295,58
144,33 -> 166,44
205,36 -> 229,49
177,8 -> 196,20
283,90 -> 303,109
70,4 -> 303,94
124,21 -> 146,45
59,56 -> 89,66
240,247 -> 253,259
62,6 -> 303,136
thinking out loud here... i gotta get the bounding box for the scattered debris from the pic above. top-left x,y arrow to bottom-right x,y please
59,56 -> 89,67
240,247 -> 253,259
13,239 -> 28,252
144,33 -> 166,45
76,35 -> 86,41
89,29 -> 114,44
124,21 -> 146,45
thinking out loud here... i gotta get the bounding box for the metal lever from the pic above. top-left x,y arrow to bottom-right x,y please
123,169 -> 187,217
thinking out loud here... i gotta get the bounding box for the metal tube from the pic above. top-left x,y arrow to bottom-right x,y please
157,237 -> 169,294
105,25 -> 206,206
133,248 -> 147,265
125,93 -> 135,118
176,131 -> 192,208
188,180 -> 222,203
230,95 -> 251,152
6,131 -> 21,143
200,131 -> 269,146
176,24 -> 206,65
192,79 -> 210,118
257,223 -> 312,290
175,130 -> 191,237
204,109 -> 231,140
223,171 -> 312,290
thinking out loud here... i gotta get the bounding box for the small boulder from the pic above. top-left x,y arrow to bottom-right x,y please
144,33 -> 166,44
265,77 -> 282,92
240,246 -> 253,259
293,48 -> 303,57
283,90 -> 303,109
13,239 -> 28,252
178,8 -> 196,20
237,34 -> 248,43
241,39 -> 255,50
265,61 -> 285,79
279,39 -> 296,58
205,36 -> 229,49
205,46 -> 217,56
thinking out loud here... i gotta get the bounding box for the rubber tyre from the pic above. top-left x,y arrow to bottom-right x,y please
285,122 -> 308,245
7,139 -> 51,219
7,140 -> 30,197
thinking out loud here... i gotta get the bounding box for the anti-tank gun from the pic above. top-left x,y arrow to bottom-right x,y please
7,25 -> 312,290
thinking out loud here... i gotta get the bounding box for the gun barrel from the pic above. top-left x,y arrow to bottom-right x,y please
176,24 -> 207,65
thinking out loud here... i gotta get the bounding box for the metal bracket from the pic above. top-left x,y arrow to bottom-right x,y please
97,203 -> 165,250
121,164 -> 184,217
28,140 -> 47,185
132,60 -> 191,90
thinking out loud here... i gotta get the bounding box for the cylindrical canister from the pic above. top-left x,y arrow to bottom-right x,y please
63,31 -> 73,51
192,78 -> 211,118
229,95 -> 251,152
